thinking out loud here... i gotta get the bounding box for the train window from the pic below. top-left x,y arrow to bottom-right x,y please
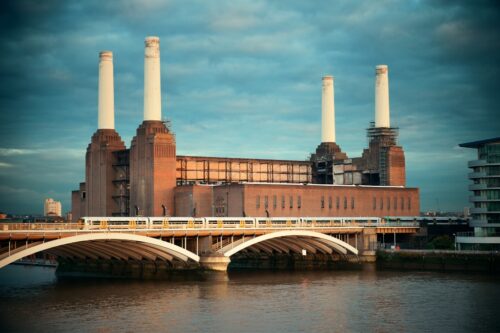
329,196 -> 332,209
273,195 -> 277,209
298,195 -> 302,209
321,196 -> 324,208
256,195 -> 260,209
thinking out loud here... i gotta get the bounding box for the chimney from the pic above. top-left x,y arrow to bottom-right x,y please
375,65 -> 390,128
143,36 -> 162,121
97,51 -> 114,129
321,75 -> 335,143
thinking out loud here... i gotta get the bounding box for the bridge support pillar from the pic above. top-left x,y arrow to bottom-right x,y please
359,228 -> 377,262
199,254 -> 231,272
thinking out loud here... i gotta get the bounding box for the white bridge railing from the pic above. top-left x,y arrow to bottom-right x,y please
0,216 -> 419,232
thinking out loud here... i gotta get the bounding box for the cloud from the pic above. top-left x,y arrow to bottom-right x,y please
0,0 -> 499,213
0,148 -> 37,156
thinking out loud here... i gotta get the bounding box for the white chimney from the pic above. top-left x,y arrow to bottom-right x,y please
321,75 -> 335,143
375,65 -> 390,128
97,51 -> 114,129
143,36 -> 162,121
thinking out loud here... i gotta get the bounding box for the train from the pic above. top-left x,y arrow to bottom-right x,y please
79,216 -> 399,230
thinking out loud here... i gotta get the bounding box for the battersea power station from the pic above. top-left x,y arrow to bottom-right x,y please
71,37 -> 419,221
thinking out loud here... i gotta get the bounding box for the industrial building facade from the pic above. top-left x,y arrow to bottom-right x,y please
71,37 -> 419,220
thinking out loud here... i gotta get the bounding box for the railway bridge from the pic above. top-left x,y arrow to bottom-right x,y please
0,217 -> 419,274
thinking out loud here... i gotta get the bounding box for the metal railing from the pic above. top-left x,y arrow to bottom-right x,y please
456,231 -> 500,238
0,216 -> 419,232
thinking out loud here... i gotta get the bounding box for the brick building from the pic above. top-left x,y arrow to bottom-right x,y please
71,37 -> 419,220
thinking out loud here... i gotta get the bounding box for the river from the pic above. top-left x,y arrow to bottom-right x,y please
0,265 -> 499,332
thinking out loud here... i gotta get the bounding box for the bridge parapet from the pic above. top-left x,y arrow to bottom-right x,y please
0,216 -> 419,233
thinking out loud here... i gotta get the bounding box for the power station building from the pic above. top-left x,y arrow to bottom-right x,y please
71,37 -> 419,220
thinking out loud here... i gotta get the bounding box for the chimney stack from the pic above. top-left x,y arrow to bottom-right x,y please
375,65 -> 390,128
321,75 -> 335,143
143,36 -> 162,121
97,51 -> 114,129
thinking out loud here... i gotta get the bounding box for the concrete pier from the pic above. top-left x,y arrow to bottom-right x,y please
199,254 -> 231,272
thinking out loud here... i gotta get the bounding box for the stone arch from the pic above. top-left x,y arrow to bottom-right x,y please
0,233 -> 199,269
220,230 -> 358,257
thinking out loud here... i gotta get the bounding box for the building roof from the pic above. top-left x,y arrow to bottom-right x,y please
459,137 -> 500,148
176,155 -> 310,164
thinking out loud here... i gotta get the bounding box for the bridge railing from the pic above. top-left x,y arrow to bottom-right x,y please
0,217 -> 419,232
0,223 -> 82,231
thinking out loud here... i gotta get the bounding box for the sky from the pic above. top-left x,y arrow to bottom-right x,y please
0,0 -> 499,215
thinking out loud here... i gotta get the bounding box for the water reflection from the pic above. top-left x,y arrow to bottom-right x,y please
0,265 -> 499,333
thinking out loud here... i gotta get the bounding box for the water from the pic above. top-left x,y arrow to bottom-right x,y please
0,265 -> 499,333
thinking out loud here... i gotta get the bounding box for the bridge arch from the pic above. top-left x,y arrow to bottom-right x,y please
220,230 -> 358,257
0,233 -> 200,269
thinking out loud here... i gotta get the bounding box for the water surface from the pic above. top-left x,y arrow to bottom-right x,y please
0,265 -> 499,332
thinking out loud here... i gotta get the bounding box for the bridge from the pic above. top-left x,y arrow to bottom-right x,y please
0,217 -> 419,274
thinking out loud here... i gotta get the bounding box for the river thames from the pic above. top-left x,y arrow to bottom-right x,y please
0,265 -> 499,332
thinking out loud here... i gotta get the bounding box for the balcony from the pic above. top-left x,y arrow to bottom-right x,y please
456,232 -> 500,245
468,160 -> 487,168
469,183 -> 487,191
468,172 -> 486,179
469,195 -> 487,202
469,219 -> 488,227
470,207 -> 487,214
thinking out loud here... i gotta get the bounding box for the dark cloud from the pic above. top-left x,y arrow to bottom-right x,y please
0,0 -> 499,214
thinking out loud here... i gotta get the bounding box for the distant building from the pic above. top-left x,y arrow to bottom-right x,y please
65,211 -> 73,222
457,137 -> 500,249
44,198 -> 62,217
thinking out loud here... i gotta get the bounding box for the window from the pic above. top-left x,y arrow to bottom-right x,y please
351,197 -> 355,209
264,196 -> 268,209
273,195 -> 277,209
387,196 -> 391,210
256,195 -> 260,209
400,197 -> 404,210
321,196 -> 325,208
408,197 -> 411,210
336,197 -> 340,209
298,196 -> 302,209
380,197 -> 383,210
373,197 -> 377,210
289,195 -> 293,209
282,195 -> 285,209
344,197 -> 347,209
329,196 -> 332,209
394,197 -> 398,211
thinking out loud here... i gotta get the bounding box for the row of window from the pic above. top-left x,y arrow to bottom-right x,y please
256,195 -> 412,211
256,195 -> 302,209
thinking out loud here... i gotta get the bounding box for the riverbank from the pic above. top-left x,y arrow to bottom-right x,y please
377,249 -> 500,273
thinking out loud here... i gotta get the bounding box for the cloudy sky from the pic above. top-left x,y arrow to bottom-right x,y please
0,0 -> 499,215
